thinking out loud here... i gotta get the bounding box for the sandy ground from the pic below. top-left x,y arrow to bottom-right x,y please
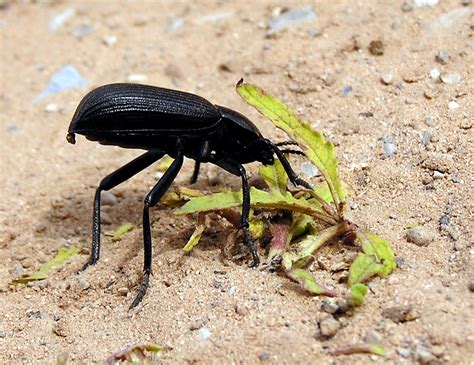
0,1 -> 473,364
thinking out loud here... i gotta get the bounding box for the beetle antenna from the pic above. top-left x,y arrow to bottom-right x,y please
275,140 -> 299,147
280,149 -> 306,156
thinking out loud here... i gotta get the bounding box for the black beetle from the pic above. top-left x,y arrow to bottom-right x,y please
67,82 -> 310,308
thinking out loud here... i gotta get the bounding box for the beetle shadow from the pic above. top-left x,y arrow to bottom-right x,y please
39,175 -> 234,272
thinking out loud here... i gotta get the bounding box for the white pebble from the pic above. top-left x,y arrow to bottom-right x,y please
381,73 -> 394,85
45,103 -> 59,112
448,100 -> 459,110
440,72 -> 461,85
429,68 -> 440,80
102,35 -> 117,47
197,327 -> 211,341
127,74 -> 148,83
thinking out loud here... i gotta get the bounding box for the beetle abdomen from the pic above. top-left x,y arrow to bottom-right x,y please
69,83 -> 222,136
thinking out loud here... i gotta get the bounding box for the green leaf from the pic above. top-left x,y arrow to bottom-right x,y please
358,231 -> 395,277
237,82 -> 347,211
286,268 -> 336,296
249,219 -> 265,239
157,155 -> 174,172
112,222 -> 133,242
330,344 -> 385,356
11,246 -> 79,284
103,344 -> 161,365
258,159 -> 288,193
177,187 -> 335,224
348,253 -> 384,286
351,283 -> 368,306
183,223 -> 206,253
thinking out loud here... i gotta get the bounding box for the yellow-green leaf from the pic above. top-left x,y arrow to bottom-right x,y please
237,82 -> 347,210
351,283 -> 368,306
358,231 -> 395,277
348,253 -> 384,286
11,246 -> 79,284
286,268 -> 336,296
330,344 -> 385,356
112,222 -> 133,242
258,159 -> 288,193
103,344 -> 161,365
157,156 -> 174,172
183,224 -> 206,253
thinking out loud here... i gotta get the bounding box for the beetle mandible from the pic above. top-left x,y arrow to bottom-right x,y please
67,82 -> 310,309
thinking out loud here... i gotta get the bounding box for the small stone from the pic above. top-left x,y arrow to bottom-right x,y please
432,171 -> 444,179
258,352 -> 271,361
381,73 -> 394,85
341,85 -> 352,96
75,275 -> 90,291
462,0 -> 472,5
301,162 -> 320,178
425,116 -> 433,126
127,74 -> 148,83
369,40 -> 384,55
382,136 -> 396,157
383,304 -> 419,323
468,282 -> 474,292
414,0 -> 439,7
102,35 -> 117,47
435,50 -> 449,64
164,62 -> 183,80
406,226 -> 435,246
100,211 -> 112,225
321,299 -> 339,314
364,330 -> 382,344
401,2 -> 414,12
389,212 -> 397,219
319,317 -> 341,338
397,347 -> 411,358
27,279 -> 49,289
0,331 -> 6,338
189,318 -> 204,330
101,191 -> 118,206
429,68 -> 440,80
234,303 -> 248,316
448,100 -> 459,110
197,327 -> 211,340
440,72 -> 461,85
117,287 -> 129,296
45,104 -> 59,112
414,345 -> 436,364
72,23 -> 93,38
422,131 -> 432,146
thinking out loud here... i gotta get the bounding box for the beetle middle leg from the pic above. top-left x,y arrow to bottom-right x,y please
130,151 -> 184,309
214,159 -> 259,268
190,161 -> 201,184
80,150 -> 165,272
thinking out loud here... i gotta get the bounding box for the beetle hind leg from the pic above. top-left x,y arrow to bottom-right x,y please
130,152 -> 184,309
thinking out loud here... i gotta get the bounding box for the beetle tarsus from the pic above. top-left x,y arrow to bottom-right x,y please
130,270 -> 150,310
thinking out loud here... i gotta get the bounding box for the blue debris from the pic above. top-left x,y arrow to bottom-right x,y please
49,8 -> 75,31
382,136 -> 396,158
341,85 -> 352,97
267,5 -> 317,35
33,65 -> 89,104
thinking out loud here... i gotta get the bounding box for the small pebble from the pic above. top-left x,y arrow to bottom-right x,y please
414,345 -> 436,364
425,116 -> 433,126
383,305 -> 419,323
432,171 -> 444,179
164,62 -> 183,80
321,299 -> 339,314
117,287 -> 129,296
189,318 -> 204,330
368,40 -> 384,55
301,162 -> 320,178
468,282 -> 474,292
341,85 -> 352,96
381,73 -> 394,85
101,191 -> 118,206
462,0 -> 472,5
448,100 -> 459,110
72,23 -> 93,38
429,68 -> 440,80
197,327 -> 211,341
0,331 -> 6,338
397,347 -> 411,358
75,275 -> 90,290
100,211 -> 112,225
234,303 -> 248,316
364,330 -> 382,344
401,2 -> 414,12
406,226 -> 435,246
435,50 -> 449,64
414,0 -> 439,7
440,72 -> 461,85
258,352 -> 271,361
127,74 -> 148,83
267,5 -> 317,35
319,317 -> 340,338
382,136 -> 396,157
45,103 -> 59,113
102,35 -> 117,47
166,17 -> 184,32
422,131 -> 432,146
389,212 -> 397,219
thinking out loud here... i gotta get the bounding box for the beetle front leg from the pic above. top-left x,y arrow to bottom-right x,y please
130,152 -> 184,309
80,151 -> 164,272
215,159 -> 259,268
